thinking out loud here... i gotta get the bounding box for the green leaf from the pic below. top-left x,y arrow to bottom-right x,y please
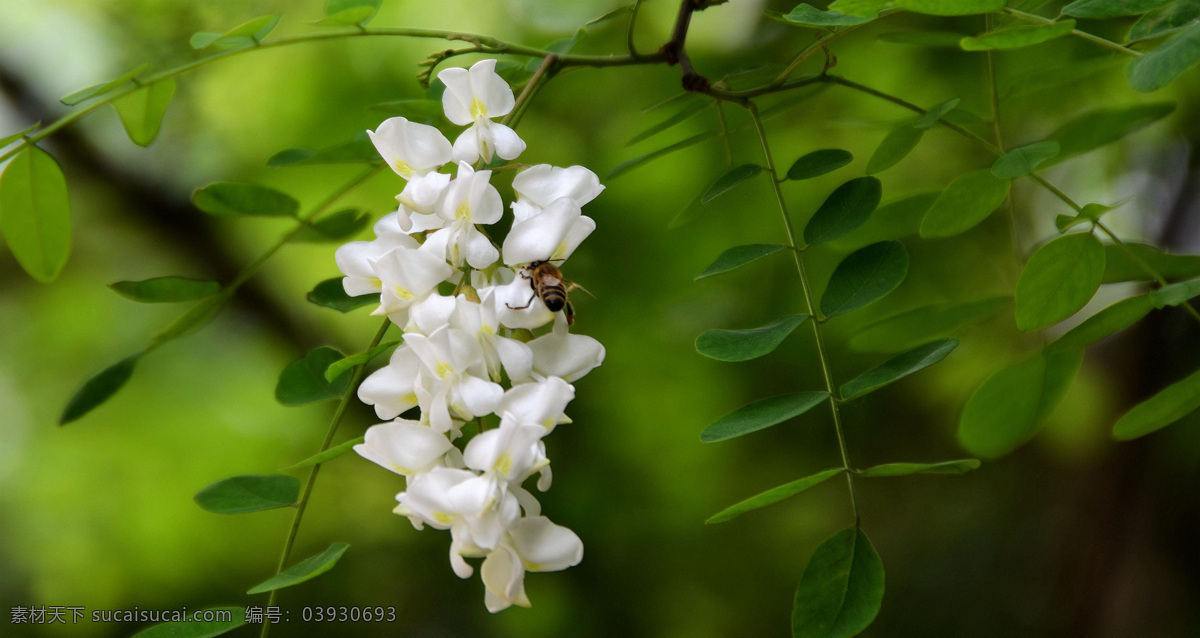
324,340 -> 399,382
849,297 -> 1008,353
267,138 -> 379,167
792,527 -> 884,638
0,123 -> 39,148
1015,233 -> 1106,331
787,149 -> 854,180
960,20 -> 1076,51
878,30 -> 968,47
1129,1 -> 1200,42
894,0 -> 1004,15
307,277 -> 380,312
247,542 -> 350,594
191,14 -> 281,49
820,241 -> 909,318
315,6 -> 378,25
827,191 -> 937,250
1113,368 -> 1200,440
991,141 -> 1061,178
700,391 -> 829,442
291,209 -> 370,242
609,132 -> 717,179
775,4 -> 873,26
276,347 -> 352,406
59,355 -> 140,425
702,164 -> 763,204
829,0 -> 892,18
280,436 -> 364,471
1129,21 -> 1200,91
865,125 -> 923,175
1151,274 -> 1200,307
131,607 -> 246,638
913,98 -> 961,130
705,468 -> 843,524
695,244 -> 788,280
193,182 -> 299,218
587,3 -> 634,26
626,99 -> 711,147
152,296 -> 227,346
1055,199 -> 1130,231
194,475 -> 299,514
857,459 -> 981,477
840,338 -> 958,400
61,63 -> 148,105
109,277 -> 220,303
1064,0 -> 1172,18
1102,243 -> 1200,283
0,147 -> 72,282
112,79 -> 175,147
696,315 -> 809,362
919,169 -> 1011,238
804,177 -> 883,244
1047,294 -> 1156,353
958,350 -> 1082,457
1046,103 -> 1175,165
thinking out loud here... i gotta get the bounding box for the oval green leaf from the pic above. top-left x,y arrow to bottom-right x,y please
1129,21 -> 1200,91
1129,1 -> 1200,42
702,164 -> 763,204
919,169 -> 1011,238
1113,367 -> 1200,440
1103,243 -> 1200,283
912,97 -> 961,130
0,146 -> 72,282
866,124 -> 922,175
695,244 -> 787,280
61,63 -> 148,105
191,14 -> 280,49
696,315 -> 808,362
787,149 -> 854,180
705,468 -> 844,524
268,139 -> 378,167
840,338 -> 958,400
792,527 -> 884,638
131,607 -> 246,638
194,475 -> 299,514
1015,233 -> 1106,331
960,20 -> 1076,51
857,459 -> 981,477
991,141 -> 1061,179
276,347 -> 352,406
59,354 -> 140,425
775,4 -> 873,26
1151,274 -> 1200,307
895,0 -> 1004,15
1047,103 -> 1175,165
280,436 -> 365,471
820,241 -> 909,318
324,341 -> 400,382
701,391 -> 829,442
247,542 -> 351,594
804,177 -> 883,245
113,79 -> 175,147
152,296 -> 228,346
109,277 -> 220,303
1047,294 -> 1155,353
307,277 -> 380,312
193,182 -> 299,218
1064,0 -> 1171,18
292,209 -> 370,242
849,297 -> 1008,353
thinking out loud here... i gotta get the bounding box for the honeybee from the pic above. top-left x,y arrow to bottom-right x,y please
506,260 -> 591,325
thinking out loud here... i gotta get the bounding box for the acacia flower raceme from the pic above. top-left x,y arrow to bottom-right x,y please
333,58 -> 604,612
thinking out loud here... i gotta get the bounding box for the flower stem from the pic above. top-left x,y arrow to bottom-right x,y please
260,318 -> 392,638
504,54 -> 557,128
745,101 -> 859,525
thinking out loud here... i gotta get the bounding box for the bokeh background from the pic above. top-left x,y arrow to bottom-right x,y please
2,0 -> 1199,636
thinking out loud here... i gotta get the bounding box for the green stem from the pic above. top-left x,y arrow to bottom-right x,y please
1095,221 -> 1200,323
715,100 -> 733,167
260,318 -> 391,638
628,0 -> 646,57
746,101 -> 859,525
1003,8 -> 1144,57
503,54 -> 557,128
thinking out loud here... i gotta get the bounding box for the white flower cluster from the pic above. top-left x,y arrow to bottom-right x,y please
335,59 -> 606,612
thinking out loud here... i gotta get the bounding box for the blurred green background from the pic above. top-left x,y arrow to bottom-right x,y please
2,0 -> 1199,636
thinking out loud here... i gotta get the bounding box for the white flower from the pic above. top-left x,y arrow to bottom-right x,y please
511,164 -> 604,222
368,246 -> 453,323
368,117 -> 453,213
438,59 -> 526,164
497,377 -> 575,430
423,162 -> 503,269
493,275 -> 556,330
334,233 -> 418,298
354,419 -> 453,476
528,315 -> 606,382
358,345 -> 422,420
454,290 -> 534,382
405,326 -> 504,432
481,517 -> 584,613
502,197 -> 596,266
463,418 -> 549,484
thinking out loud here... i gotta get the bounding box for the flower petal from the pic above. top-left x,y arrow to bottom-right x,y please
469,58 -> 516,119
502,197 -> 581,266
367,117 -> 453,177
437,67 -> 475,126
490,123 -> 526,161
508,516 -> 584,572
528,315 -> 606,382
354,419 -> 453,476
513,164 -> 604,210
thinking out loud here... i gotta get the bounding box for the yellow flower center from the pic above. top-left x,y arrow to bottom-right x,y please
393,159 -> 415,178
470,98 -> 487,120
393,284 -> 414,301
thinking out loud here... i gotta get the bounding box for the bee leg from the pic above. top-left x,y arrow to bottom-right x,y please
505,293 -> 537,311
564,299 -> 575,325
